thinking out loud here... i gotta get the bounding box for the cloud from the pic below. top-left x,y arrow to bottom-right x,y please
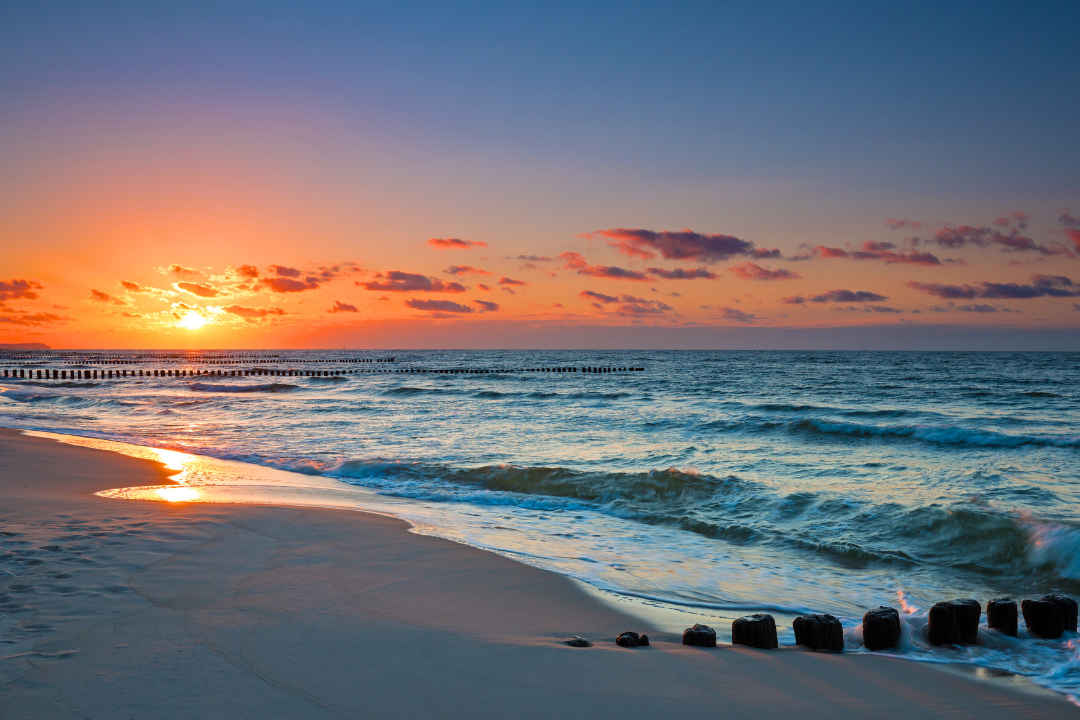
560,252 -> 650,281
0,312 -> 66,326
886,219 -> 924,230
929,303 -> 1004,313
404,298 -> 499,314
1066,228 -> 1080,252
580,291 -> 672,316
907,274 -> 1080,300
222,305 -> 287,319
865,305 -> 903,313
782,289 -> 888,304
917,220 -> 1068,255
517,255 -> 553,262
0,279 -> 44,301
328,301 -> 358,313
428,238 -> 488,250
499,277 -> 528,286
89,289 -> 130,306
176,281 -> 223,298
259,276 -> 321,293
268,265 -> 302,278
360,271 -> 466,293
1060,210 -> 1080,228
445,265 -> 492,277
232,264 -> 260,278
593,228 -> 775,263
719,307 -> 755,323
477,284 -> 492,291
727,262 -> 801,281
645,267 -> 718,280
813,242 -> 946,265
165,264 -> 200,278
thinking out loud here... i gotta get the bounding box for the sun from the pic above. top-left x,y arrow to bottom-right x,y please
178,311 -> 207,330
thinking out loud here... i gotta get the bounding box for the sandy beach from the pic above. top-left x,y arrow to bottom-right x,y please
0,428 -> 1074,719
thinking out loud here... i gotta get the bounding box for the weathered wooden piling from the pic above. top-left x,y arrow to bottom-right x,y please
681,624 -> 716,647
928,599 -> 980,646
732,614 -> 778,649
987,598 -> 1018,636
862,606 -> 901,651
793,613 -> 844,651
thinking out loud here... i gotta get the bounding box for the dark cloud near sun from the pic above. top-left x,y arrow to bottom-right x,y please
176,281 -> 223,298
328,301 -> 358,313
89,289 -> 130,306
361,271 -> 466,293
222,305 -> 287,319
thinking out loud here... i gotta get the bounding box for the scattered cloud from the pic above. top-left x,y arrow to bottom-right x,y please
165,264 -> 200,278
176,281 -> 223,298
719,307 -> 756,323
0,312 -> 66,326
404,298 -> 499,314
222,305 -> 287,319
782,289 -> 888,304
269,265 -> 303,278
645,267 -> 718,280
580,291 -> 672,316
886,219 -> 924,230
499,277 -> 528,286
593,228 -> 776,263
560,252 -> 650,281
428,238 -> 488,250
0,279 -> 44,301
477,284 -> 492,292
445,265 -> 492,277
232,264 -> 260,278
89,289 -> 130,306
259,277 -> 321,293
727,262 -> 801,281
813,242 -> 947,266
361,271 -> 466,293
929,302 -> 1009,313
328,301 -> 358,313
908,274 -> 1080,300
517,255 -> 553,262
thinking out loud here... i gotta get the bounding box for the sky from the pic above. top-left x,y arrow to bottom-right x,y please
2,0 -> 1079,349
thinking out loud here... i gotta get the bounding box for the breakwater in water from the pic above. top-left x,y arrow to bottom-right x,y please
1,349 -> 1078,698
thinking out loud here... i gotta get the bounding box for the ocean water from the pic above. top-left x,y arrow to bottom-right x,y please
2,350 -> 1079,700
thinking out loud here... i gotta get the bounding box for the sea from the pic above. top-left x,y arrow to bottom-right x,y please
1,349 -> 1078,701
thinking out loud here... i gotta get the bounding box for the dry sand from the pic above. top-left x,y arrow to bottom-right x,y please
0,428 -> 1074,719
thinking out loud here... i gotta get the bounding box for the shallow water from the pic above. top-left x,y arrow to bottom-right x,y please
2,349 -> 1079,700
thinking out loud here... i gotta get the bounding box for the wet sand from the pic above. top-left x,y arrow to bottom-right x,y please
0,428 -> 1074,718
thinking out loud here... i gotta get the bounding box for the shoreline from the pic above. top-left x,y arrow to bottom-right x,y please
0,427 -> 1075,718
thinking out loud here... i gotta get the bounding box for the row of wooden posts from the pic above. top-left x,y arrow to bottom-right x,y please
666,594 -> 1078,652
3,366 -> 645,380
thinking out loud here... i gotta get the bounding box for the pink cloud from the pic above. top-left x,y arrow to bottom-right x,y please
645,267 -> 717,280
328,301 -> 358,313
176,281 -> 223,298
560,252 -> 650,281
223,305 -> 286,319
428,238 -> 488,250
727,262 -> 801,281
445,266 -> 492,276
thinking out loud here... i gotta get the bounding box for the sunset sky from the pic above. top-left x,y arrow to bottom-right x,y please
2,1 -> 1079,349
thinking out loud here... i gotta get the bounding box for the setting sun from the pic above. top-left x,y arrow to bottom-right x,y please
178,311 -> 207,331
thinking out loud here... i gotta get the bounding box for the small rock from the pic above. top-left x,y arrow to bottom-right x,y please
1040,595 -> 1078,633
929,599 -> 980,646
862,606 -> 901,651
1022,599 -> 1065,639
986,598 -> 1017,637
682,623 -> 716,647
732,614 -> 778,649
616,631 -> 650,648
565,636 -> 591,648
793,613 -> 844,652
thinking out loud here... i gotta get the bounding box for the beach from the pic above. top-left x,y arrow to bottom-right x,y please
0,428 -> 1074,718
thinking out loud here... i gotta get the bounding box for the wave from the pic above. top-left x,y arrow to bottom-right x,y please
186,382 -> 298,393
789,418 -> 1080,448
